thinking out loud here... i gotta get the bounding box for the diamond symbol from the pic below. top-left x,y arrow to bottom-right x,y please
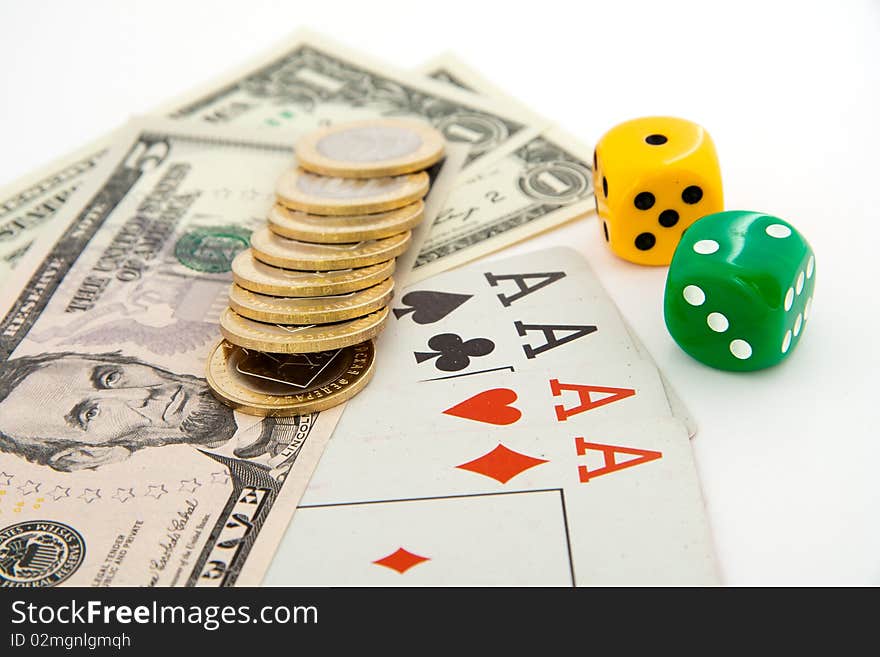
456,443 -> 548,484
373,548 -> 430,574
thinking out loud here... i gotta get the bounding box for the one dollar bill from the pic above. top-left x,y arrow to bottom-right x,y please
0,30 -> 544,282
409,54 -> 595,283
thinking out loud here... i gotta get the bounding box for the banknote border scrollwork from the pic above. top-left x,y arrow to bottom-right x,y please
167,46 -> 524,165
0,149 -> 108,221
415,202 -> 566,266
414,134 -> 594,267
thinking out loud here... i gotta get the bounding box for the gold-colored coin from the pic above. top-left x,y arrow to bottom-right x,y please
232,250 -> 396,297
228,277 -> 394,325
219,306 -> 389,354
276,167 -> 429,215
206,339 -> 375,416
268,201 -> 424,244
295,118 -> 446,178
250,226 -> 410,271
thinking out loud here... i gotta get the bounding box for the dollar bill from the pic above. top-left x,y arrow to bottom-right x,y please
0,29 -> 544,281
0,134 -> 116,283
409,55 -> 596,283
0,117 -> 460,587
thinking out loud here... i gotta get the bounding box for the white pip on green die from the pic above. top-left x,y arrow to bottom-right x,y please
664,210 -> 815,371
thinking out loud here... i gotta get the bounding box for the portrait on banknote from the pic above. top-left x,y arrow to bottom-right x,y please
0,350 -> 321,472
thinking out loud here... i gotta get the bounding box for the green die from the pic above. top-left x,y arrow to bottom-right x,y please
664,210 -> 815,371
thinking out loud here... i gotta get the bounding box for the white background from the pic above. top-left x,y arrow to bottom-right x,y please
0,0 -> 877,585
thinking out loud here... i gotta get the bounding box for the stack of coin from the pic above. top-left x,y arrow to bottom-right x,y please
207,118 -> 446,416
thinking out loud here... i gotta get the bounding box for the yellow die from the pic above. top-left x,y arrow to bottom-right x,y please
593,117 -> 723,266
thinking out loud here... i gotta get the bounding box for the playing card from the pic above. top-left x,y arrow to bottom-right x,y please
622,316 -> 698,437
559,415 -> 717,584
383,247 -> 647,381
385,247 -> 696,433
263,246 -> 717,585
279,414 -> 716,585
329,354 -> 674,449
267,489 -> 574,586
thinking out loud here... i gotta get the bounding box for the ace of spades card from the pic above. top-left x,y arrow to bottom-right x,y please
264,247 -> 718,585
384,255 -> 638,378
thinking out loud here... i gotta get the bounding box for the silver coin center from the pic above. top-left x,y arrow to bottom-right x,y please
295,172 -> 408,199
316,125 -> 423,163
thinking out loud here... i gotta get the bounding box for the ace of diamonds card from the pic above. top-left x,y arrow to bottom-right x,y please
264,247 -> 719,585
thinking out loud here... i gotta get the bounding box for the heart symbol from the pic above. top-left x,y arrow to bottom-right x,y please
443,388 -> 522,426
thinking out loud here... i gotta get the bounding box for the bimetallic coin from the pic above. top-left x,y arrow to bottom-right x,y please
206,339 -> 375,416
295,118 -> 446,178
219,306 -> 389,353
232,250 -> 395,297
276,167 -> 429,215
267,201 -> 424,244
250,226 -> 410,271
228,277 -> 394,325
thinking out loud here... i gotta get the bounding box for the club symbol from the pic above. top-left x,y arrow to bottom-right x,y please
414,333 -> 495,372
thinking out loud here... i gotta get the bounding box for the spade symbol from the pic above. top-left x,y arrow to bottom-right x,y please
414,333 -> 495,372
393,290 -> 472,325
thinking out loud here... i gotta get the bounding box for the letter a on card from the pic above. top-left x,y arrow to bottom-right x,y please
484,271 -> 566,307
550,379 -> 636,421
514,321 -> 597,359
574,437 -> 662,483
